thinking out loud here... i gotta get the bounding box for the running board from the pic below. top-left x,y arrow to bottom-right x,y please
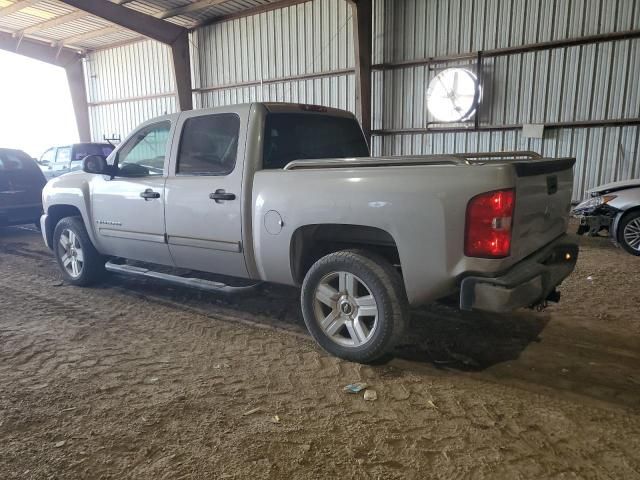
105,261 -> 260,294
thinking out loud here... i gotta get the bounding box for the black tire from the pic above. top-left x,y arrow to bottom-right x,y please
301,250 -> 408,363
53,216 -> 105,286
618,210 -> 640,256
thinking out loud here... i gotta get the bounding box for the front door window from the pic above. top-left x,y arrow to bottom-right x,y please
117,122 -> 171,177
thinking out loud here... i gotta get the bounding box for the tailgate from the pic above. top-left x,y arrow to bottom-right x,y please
510,159 -> 575,261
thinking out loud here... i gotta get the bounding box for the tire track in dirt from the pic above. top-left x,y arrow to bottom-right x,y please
3,235 -> 640,411
2,227 -> 640,479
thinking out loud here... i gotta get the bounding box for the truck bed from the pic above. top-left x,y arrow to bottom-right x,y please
253,151 -> 576,304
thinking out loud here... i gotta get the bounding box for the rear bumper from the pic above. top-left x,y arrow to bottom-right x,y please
459,235 -> 579,313
0,204 -> 42,227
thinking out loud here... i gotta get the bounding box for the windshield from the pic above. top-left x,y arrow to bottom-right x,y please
0,149 -> 39,172
262,113 -> 369,169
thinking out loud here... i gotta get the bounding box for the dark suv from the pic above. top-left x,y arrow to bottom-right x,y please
38,143 -> 115,180
0,148 -> 46,227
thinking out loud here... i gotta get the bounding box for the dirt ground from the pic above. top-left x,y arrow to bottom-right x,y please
1,225 -> 639,479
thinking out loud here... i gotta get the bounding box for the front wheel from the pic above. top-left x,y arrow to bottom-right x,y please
301,250 -> 408,363
53,216 -> 105,286
618,211 -> 640,256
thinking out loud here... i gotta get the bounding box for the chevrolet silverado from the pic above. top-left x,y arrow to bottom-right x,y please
40,103 -> 578,362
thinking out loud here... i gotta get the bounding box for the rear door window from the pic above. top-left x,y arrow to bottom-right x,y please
262,113 -> 369,169
176,114 -> 240,176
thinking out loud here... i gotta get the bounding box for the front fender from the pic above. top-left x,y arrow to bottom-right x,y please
42,172 -> 100,249
607,190 -> 640,245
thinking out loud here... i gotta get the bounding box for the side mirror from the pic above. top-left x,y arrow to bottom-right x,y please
37,160 -> 50,167
82,155 -> 109,175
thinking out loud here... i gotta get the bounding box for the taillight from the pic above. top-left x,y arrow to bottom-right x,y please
465,189 -> 515,258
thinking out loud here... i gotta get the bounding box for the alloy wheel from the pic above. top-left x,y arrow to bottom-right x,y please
623,218 -> 640,252
58,228 -> 84,278
313,271 -> 379,347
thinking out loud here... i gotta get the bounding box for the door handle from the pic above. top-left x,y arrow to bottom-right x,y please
140,188 -> 160,200
209,189 -> 236,203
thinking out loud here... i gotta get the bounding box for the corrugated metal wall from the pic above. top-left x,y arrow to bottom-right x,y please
191,0 -> 355,112
372,0 -> 640,199
84,40 -> 177,142
84,0 -> 356,140
83,0 -> 639,199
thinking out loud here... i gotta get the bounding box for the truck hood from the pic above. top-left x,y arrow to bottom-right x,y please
588,179 -> 640,195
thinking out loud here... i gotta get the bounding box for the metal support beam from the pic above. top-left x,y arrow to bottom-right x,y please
348,0 -> 372,146
65,59 -> 92,142
0,31 -> 90,142
171,31 -> 193,111
57,0 -> 193,111
57,0 -> 184,44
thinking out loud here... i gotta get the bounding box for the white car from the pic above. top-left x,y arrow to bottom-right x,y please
573,180 -> 640,255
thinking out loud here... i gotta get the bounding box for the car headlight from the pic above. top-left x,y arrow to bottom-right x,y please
573,194 -> 617,213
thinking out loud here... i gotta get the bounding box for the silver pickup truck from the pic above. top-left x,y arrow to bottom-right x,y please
41,103 -> 578,362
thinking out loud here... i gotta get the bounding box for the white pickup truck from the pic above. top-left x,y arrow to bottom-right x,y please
41,103 -> 578,362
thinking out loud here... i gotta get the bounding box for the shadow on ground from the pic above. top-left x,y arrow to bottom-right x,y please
396,305 -> 549,371
103,271 -> 548,373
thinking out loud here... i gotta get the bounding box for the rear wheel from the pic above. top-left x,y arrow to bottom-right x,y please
53,216 -> 105,285
618,211 -> 640,256
301,250 -> 407,363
